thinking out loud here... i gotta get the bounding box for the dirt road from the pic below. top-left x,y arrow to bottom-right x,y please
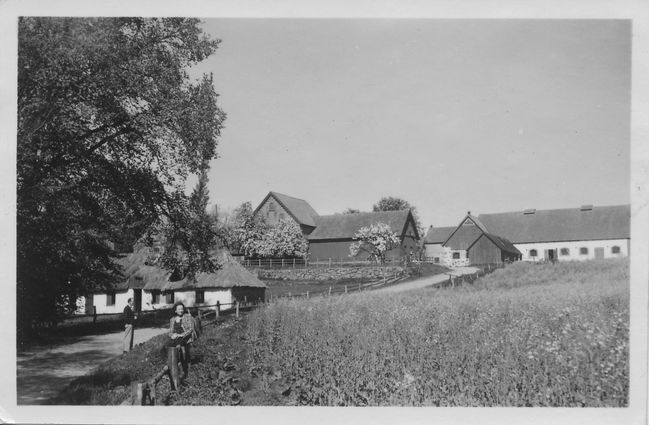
17,326 -> 168,405
374,266 -> 480,293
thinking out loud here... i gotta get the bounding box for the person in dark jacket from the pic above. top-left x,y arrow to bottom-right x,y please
123,298 -> 137,353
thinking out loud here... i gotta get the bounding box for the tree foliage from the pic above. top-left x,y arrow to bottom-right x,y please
349,222 -> 401,264
17,18 -> 225,334
342,208 -> 361,214
372,197 -> 412,212
158,168 -> 220,280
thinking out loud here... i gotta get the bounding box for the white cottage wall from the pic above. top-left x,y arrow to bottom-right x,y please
93,289 -> 133,314
515,239 -> 629,262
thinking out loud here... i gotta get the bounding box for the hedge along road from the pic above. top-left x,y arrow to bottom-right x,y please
17,326 -> 169,405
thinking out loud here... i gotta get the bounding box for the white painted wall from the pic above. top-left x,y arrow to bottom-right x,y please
93,289 -> 133,314
142,288 -> 235,311
515,239 -> 629,262
89,288 -> 236,314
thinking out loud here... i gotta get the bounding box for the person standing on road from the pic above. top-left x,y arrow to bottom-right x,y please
123,298 -> 137,353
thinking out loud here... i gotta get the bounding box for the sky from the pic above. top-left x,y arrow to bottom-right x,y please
188,19 -> 631,228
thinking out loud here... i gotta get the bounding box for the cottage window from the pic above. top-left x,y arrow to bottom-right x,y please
560,248 -> 570,256
151,290 -> 160,304
196,290 -> 205,304
612,246 -> 621,254
529,249 -> 538,257
580,247 -> 589,255
433,257 -> 440,264
452,252 -> 461,259
165,291 -> 174,304
106,292 -> 116,306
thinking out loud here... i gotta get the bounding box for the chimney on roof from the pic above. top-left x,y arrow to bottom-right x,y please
467,211 -> 471,215
523,208 -> 536,215
580,204 -> 593,211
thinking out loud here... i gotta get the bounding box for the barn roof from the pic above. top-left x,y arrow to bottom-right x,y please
423,226 -> 456,244
112,248 -> 266,292
476,204 -> 630,243
308,210 -> 414,240
254,191 -> 320,227
442,214 -> 520,255
480,233 -> 522,255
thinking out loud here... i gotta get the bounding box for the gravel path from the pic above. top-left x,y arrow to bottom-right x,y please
374,267 -> 481,293
17,326 -> 168,405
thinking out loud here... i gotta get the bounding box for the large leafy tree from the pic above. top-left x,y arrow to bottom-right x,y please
17,18 -> 225,335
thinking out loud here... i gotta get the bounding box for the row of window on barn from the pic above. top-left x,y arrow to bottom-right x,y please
527,245 -> 621,258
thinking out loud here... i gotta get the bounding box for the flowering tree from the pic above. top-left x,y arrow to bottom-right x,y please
256,219 -> 308,258
229,202 -> 268,258
349,222 -> 401,264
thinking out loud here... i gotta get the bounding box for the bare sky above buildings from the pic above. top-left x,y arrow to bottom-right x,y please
192,19 -> 631,227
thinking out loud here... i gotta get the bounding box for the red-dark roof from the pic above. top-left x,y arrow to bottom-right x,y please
308,210 -> 415,240
477,205 -> 630,243
255,191 -> 319,227
423,226 -> 456,244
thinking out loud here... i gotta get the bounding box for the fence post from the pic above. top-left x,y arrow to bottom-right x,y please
293,258 -> 296,268
235,301 -> 239,318
288,291 -> 291,298
358,282 -> 361,292
306,291 -> 309,299
282,258 -> 285,268
168,347 -> 180,391
329,258 -> 332,267
258,259 -> 261,267
130,382 -> 144,405
328,286 -> 332,296
345,285 -> 348,294
93,306 -> 97,324
244,296 -> 247,307
215,301 -> 220,317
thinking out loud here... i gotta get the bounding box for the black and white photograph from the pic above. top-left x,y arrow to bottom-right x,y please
1,1 -> 648,424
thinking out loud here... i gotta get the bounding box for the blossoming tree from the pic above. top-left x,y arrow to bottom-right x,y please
349,222 -> 401,264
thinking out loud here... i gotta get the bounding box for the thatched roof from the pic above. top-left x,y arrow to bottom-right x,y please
153,251 -> 267,291
111,248 -> 266,292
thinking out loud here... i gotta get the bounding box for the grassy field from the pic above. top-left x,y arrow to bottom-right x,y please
51,259 -> 628,406
245,259 -> 629,406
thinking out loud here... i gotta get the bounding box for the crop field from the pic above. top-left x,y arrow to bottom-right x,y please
244,259 -> 629,406
51,259 -> 628,406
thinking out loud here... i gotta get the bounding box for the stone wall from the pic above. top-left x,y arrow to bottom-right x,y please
257,266 -> 406,281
